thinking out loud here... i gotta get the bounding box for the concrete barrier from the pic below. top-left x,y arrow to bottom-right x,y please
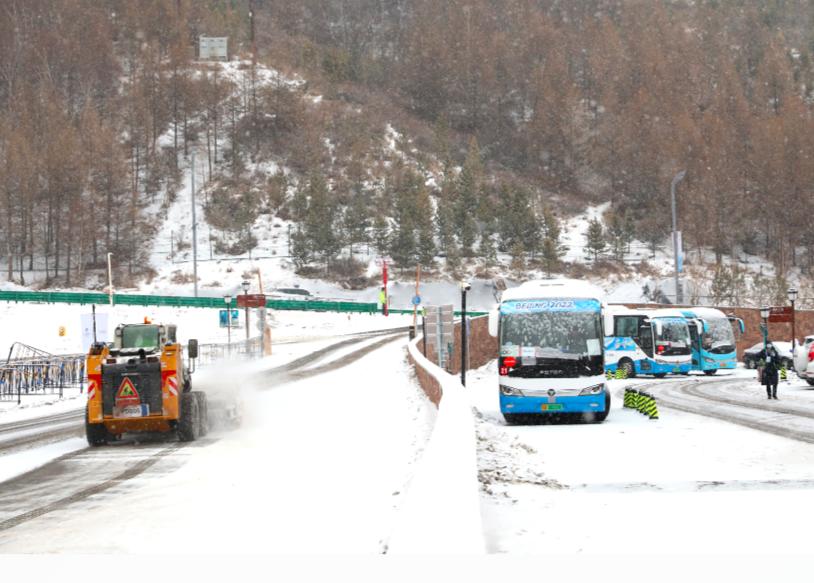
388,337 -> 485,554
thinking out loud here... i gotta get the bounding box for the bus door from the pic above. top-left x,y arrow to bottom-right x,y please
688,320 -> 701,366
638,321 -> 655,358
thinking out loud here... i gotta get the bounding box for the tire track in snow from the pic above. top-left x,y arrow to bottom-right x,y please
0,328 -> 407,537
0,442 -> 184,533
645,379 -> 814,444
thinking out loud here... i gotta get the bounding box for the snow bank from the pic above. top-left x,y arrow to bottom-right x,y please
387,338 -> 485,554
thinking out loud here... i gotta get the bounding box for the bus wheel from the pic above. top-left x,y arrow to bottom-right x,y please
653,373 -> 667,379
703,369 -> 718,376
620,359 -> 636,378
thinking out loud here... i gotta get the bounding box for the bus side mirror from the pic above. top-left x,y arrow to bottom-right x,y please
738,319 -> 745,335
188,339 -> 198,359
702,321 -> 710,333
488,308 -> 499,337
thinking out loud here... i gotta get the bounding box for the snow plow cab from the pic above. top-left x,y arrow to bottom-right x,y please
84,322 -> 206,445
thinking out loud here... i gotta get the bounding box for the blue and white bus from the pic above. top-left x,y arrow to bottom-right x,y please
488,279 -> 609,424
604,306 -> 692,378
679,307 -> 744,375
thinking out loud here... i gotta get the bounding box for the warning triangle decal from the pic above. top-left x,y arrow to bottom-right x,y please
116,377 -> 140,400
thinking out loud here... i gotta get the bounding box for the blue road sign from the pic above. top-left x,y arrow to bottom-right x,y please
219,309 -> 240,328
412,295 -> 422,306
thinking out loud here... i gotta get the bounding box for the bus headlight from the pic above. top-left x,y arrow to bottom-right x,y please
500,385 -> 523,396
703,357 -> 716,364
579,383 -> 605,396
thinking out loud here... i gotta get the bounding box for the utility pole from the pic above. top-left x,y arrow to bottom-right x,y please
191,152 -> 199,297
107,253 -> 114,306
671,170 -> 686,304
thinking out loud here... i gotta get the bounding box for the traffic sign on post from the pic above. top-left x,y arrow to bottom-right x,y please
237,294 -> 266,308
768,306 -> 793,323
412,295 -> 421,306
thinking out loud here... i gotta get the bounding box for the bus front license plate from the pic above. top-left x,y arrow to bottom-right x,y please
541,404 -> 563,412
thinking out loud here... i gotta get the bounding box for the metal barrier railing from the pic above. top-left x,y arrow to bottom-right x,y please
0,337 -> 265,405
195,337 -> 262,367
0,290 -> 381,314
0,355 -> 86,403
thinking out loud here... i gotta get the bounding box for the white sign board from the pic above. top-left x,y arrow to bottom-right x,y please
80,312 -> 109,353
199,36 -> 228,60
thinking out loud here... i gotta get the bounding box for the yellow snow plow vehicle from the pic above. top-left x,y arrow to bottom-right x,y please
85,322 -> 206,445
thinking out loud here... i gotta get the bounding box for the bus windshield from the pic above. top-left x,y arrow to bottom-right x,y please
500,311 -> 603,360
654,319 -> 691,356
703,317 -> 736,354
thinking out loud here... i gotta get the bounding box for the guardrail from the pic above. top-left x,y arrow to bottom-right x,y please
0,290 -> 380,313
0,354 -> 86,403
0,290 -> 485,316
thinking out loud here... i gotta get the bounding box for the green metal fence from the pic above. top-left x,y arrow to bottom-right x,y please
0,290 -> 484,316
0,290 -> 378,314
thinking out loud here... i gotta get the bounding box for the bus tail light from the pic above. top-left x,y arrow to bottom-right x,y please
503,356 -> 517,368
808,345 -> 814,362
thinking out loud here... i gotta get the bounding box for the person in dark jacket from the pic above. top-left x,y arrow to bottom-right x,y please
762,347 -> 780,400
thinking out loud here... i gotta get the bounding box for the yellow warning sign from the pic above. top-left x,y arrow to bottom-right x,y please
116,377 -> 140,401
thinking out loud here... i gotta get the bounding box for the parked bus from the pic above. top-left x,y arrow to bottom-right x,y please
488,279 -> 609,424
679,308 -> 744,375
604,306 -> 692,378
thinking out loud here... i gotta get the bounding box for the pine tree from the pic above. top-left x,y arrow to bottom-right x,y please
372,212 -> 390,256
436,193 -> 458,259
415,186 -> 436,267
455,137 -> 482,256
343,193 -> 371,256
540,206 -> 565,276
540,205 -> 566,277
290,227 -> 312,269
510,241 -> 527,272
302,174 -> 342,267
607,209 -> 632,262
585,218 -> 607,262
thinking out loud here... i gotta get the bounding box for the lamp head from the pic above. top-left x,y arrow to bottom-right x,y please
224,295 -> 232,305
242,280 -> 250,293
788,287 -> 799,302
760,306 -> 770,319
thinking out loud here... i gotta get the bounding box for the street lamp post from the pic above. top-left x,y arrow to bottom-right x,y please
788,287 -> 798,354
242,280 -> 250,344
671,170 -> 687,304
224,295 -> 232,355
460,282 -> 471,387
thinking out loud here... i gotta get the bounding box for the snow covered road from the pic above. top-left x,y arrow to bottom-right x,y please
0,332 -> 435,554
470,362 -> 814,555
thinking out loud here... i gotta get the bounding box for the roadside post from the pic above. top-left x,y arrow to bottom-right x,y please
760,306 -> 770,373
424,305 -> 454,370
224,295 -> 232,355
460,282 -> 471,387
788,287 -> 798,352
237,290 -> 266,356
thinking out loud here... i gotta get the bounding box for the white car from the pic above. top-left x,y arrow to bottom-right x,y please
793,336 -> 814,386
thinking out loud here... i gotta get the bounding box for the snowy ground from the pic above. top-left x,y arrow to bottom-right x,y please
0,337 -> 435,554
469,361 -> 814,555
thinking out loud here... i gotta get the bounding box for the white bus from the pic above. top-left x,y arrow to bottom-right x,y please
488,279 -> 609,424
